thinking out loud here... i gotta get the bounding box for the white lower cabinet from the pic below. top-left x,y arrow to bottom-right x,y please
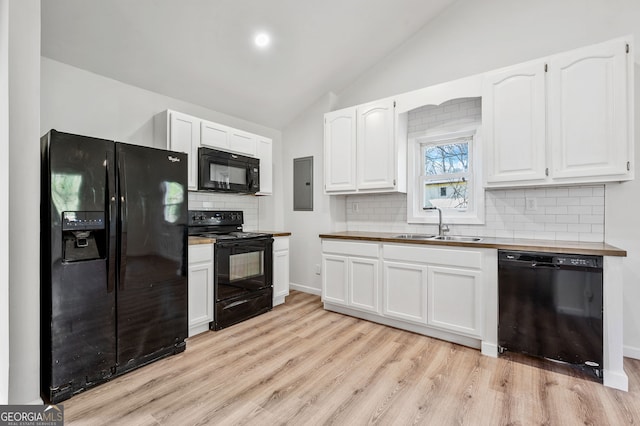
322,239 -> 489,347
322,240 -> 380,313
427,266 -> 482,337
322,254 -> 349,305
188,243 -> 214,337
273,236 -> 290,306
349,257 -> 379,314
383,262 -> 428,324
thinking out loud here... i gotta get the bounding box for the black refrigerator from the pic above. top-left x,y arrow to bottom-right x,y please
40,130 -> 188,403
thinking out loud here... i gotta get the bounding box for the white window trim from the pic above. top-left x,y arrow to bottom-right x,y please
407,120 -> 484,225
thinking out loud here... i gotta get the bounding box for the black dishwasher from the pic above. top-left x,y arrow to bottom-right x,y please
498,250 -> 603,379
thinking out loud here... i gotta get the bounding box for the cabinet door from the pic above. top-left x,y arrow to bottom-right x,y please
188,244 -> 214,336
357,99 -> 396,190
273,239 -> 289,305
201,120 -> 230,151
256,138 -> 273,195
427,266 -> 481,337
549,39 -> 631,180
322,254 -> 348,306
229,130 -> 256,156
169,111 -> 200,190
324,107 -> 357,192
482,61 -> 547,185
188,262 -> 213,329
383,261 -> 428,324
349,257 -> 379,314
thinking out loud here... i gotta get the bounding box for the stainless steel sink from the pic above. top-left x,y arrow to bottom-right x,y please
432,235 -> 483,242
393,234 -> 436,240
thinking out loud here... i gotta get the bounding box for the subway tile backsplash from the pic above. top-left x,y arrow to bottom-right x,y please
188,192 -> 259,231
345,185 -> 605,242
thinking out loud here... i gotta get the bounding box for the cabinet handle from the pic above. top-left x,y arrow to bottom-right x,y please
545,168 -> 549,176
628,161 -> 631,171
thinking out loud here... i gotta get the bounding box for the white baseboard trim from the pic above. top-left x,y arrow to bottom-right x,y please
624,345 -> 640,360
481,342 -> 498,358
289,282 -> 321,296
603,369 -> 629,392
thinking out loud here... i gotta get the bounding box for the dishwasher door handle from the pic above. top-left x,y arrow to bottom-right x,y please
531,262 -> 557,268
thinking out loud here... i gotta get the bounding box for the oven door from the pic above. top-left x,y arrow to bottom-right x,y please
198,148 -> 259,193
214,237 -> 273,302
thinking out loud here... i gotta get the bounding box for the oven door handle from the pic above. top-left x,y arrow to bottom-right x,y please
223,299 -> 250,310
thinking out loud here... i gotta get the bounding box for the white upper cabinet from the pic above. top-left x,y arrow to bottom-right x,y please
483,61 -> 547,184
548,39 -> 631,181
324,107 -> 357,192
357,99 -> 396,190
229,129 -> 257,157
324,98 -> 402,194
167,110 -> 200,190
483,36 -> 633,188
256,138 -> 273,195
158,110 -> 274,194
201,120 -> 230,151
201,120 -> 257,157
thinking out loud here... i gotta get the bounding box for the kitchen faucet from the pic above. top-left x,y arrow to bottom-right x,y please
423,206 -> 450,236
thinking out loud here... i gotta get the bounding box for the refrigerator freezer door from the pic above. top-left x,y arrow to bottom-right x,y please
115,143 -> 188,372
41,130 -> 117,402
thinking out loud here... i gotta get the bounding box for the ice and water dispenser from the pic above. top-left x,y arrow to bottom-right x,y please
61,211 -> 106,261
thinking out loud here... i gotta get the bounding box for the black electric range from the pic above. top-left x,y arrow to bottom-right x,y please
188,210 -> 273,330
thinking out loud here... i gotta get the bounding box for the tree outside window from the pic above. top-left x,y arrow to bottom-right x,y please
421,137 -> 471,210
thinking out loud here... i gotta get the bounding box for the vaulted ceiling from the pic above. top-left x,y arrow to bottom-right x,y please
41,0 -> 457,129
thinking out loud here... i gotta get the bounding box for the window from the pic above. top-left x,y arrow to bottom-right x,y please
407,124 -> 484,225
422,138 -> 470,209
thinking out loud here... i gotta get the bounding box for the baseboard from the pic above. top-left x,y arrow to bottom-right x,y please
624,345 -> 640,360
481,342 -> 498,358
603,369 -> 629,392
289,282 -> 321,296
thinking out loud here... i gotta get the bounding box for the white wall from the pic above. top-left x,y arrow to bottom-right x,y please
41,57 -> 284,230
0,0 -> 9,406
281,93 -> 346,293
283,0 -> 640,355
8,0 -> 41,404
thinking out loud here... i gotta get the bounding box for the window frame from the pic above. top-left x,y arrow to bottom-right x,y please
407,121 -> 484,225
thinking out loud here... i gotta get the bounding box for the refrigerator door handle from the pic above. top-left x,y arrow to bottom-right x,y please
117,152 -> 128,290
106,150 -> 116,293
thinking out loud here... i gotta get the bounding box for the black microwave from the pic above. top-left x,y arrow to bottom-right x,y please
198,147 -> 260,193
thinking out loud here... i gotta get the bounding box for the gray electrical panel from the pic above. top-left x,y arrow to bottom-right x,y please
293,156 -> 313,211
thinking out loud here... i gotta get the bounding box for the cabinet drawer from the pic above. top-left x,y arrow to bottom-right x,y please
273,237 -> 289,251
322,240 -> 379,258
383,244 -> 482,269
189,244 -> 213,264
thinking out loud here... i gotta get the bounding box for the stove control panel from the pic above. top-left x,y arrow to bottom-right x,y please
189,210 -> 244,226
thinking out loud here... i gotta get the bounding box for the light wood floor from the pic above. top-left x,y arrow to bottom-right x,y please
63,291 -> 640,425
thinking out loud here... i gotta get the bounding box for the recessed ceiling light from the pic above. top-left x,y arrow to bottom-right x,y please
254,32 -> 271,48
